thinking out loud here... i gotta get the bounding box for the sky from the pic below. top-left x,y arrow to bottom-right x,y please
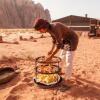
33,0 -> 100,20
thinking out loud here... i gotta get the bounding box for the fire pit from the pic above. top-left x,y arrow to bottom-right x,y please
34,56 -> 62,88
0,67 -> 18,84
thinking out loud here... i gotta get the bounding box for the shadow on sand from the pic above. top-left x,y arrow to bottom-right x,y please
35,75 -> 99,100
56,76 -> 100,100
0,74 -> 21,90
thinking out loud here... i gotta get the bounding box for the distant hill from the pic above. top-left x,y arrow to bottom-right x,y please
0,0 -> 51,28
53,15 -> 100,31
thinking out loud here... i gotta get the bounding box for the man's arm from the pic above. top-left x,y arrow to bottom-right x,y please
46,47 -> 60,61
48,43 -> 56,55
50,47 -> 60,57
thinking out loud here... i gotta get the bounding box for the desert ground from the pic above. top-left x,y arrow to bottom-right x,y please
0,29 -> 100,100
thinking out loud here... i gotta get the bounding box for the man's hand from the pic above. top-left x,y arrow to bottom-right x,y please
48,50 -> 53,55
48,43 -> 55,55
45,55 -> 53,62
46,47 -> 60,62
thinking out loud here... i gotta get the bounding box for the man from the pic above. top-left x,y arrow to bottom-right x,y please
34,19 -> 79,81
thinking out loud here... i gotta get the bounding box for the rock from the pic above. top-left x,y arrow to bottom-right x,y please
0,0 -> 51,28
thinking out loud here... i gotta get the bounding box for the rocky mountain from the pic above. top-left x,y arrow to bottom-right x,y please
0,0 -> 51,28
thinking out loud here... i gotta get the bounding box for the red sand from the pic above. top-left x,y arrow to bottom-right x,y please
0,31 -> 100,100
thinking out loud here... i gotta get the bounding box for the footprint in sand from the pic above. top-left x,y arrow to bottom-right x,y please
22,77 -> 34,86
6,82 -> 33,100
76,80 -> 83,85
22,77 -> 31,83
6,83 -> 33,100
6,94 -> 21,100
9,83 -> 30,94
82,71 -> 86,75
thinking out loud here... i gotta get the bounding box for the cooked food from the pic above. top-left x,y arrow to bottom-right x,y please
36,74 -> 60,85
37,65 -> 59,73
36,56 -> 61,63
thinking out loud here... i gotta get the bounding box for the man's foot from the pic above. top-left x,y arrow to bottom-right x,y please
58,84 -> 71,92
64,78 -> 76,86
59,79 -> 71,92
60,72 -> 65,75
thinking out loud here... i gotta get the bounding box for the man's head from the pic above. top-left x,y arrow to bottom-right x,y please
34,19 -> 51,33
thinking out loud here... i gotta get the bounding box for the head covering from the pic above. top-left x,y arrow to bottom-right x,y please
34,19 -> 50,30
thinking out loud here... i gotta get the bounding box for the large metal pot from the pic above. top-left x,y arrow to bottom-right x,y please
34,56 -> 62,88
